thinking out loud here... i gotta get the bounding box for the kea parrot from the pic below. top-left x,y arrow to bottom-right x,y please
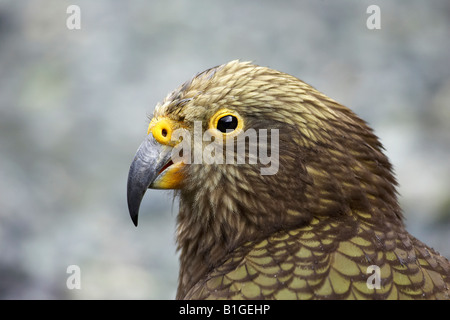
127,60 -> 450,299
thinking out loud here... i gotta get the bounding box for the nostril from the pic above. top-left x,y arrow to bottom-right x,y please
162,128 -> 168,137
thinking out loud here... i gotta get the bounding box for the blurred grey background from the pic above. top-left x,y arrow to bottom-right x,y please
0,0 -> 449,299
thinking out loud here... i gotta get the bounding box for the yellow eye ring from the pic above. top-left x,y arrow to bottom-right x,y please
209,109 -> 244,136
148,118 -> 174,145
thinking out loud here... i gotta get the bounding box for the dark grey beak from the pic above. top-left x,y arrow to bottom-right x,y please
127,134 -> 172,226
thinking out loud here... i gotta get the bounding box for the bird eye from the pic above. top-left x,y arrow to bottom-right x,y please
217,115 -> 238,133
209,109 -> 243,136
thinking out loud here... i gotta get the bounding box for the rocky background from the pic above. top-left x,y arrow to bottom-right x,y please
0,0 -> 449,299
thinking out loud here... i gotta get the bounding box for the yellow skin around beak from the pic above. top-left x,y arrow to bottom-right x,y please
151,161 -> 184,189
147,117 -> 185,189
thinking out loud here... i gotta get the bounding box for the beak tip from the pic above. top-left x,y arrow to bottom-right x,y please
127,187 -> 142,227
127,197 -> 141,227
132,215 -> 139,227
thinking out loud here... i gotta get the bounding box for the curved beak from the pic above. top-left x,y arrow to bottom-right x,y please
127,134 -> 173,226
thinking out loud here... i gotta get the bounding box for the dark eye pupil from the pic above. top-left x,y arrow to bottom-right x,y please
217,115 -> 238,133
